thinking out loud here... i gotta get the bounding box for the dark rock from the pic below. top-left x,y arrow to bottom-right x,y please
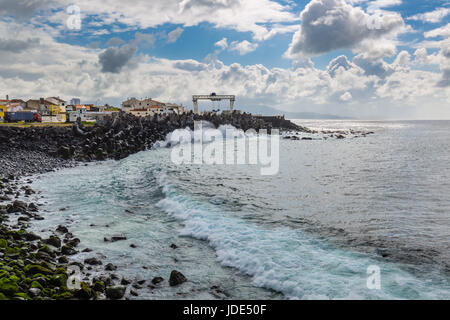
24,232 -> 41,241
61,244 -> 77,255
151,277 -> 164,285
130,290 -> 139,297
169,270 -> 187,286
105,286 -> 126,300
111,235 -> 127,242
28,203 -> 39,212
56,225 -> 69,234
170,243 -> 178,249
44,235 -> 61,248
65,238 -> 80,247
58,256 -> 69,264
105,263 -> 117,271
84,257 -> 102,266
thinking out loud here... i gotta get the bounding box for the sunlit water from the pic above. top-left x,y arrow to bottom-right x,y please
28,120 -> 450,299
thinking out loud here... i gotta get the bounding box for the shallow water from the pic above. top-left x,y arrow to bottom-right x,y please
29,120 -> 450,299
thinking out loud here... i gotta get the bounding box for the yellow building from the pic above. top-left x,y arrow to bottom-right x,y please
49,105 -> 60,115
0,106 -> 7,120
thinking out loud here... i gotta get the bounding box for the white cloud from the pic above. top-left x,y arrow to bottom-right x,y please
285,0 -> 406,60
425,23 -> 450,38
39,0 -> 298,41
340,91 -> 353,101
408,7 -> 450,23
215,37 -> 228,50
229,40 -> 258,55
167,27 -> 184,43
0,12 -> 449,119
369,0 -> 402,8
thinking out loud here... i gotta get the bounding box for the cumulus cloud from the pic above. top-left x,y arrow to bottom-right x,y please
0,38 -> 40,52
285,0 -> 405,60
408,7 -> 450,23
215,37 -> 228,50
0,0 -> 50,21
99,45 -> 137,73
353,54 -> 394,78
369,0 -> 402,7
340,91 -> 352,101
230,40 -> 258,55
105,37 -> 125,47
327,55 -> 355,77
173,60 -> 207,71
425,23 -> 450,38
133,32 -> 155,47
167,27 -> 184,43
0,13 -> 449,119
43,0 -> 298,41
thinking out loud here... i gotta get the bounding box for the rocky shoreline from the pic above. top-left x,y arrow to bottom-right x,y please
0,111 -> 371,300
0,111 -> 309,300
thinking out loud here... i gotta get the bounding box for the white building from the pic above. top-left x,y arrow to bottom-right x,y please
121,98 -> 165,112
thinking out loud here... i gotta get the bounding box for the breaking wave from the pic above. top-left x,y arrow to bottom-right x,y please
156,172 -> 450,300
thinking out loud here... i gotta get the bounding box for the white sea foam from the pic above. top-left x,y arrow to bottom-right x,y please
153,121 -> 258,149
156,172 -> 450,300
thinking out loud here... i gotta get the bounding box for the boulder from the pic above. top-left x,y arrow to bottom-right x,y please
151,277 -> 164,285
84,257 -> 102,266
105,286 -> 126,300
44,236 -> 61,248
169,270 -> 187,286
105,263 -> 117,271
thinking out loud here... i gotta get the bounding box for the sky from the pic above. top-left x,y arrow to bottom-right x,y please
0,0 -> 449,119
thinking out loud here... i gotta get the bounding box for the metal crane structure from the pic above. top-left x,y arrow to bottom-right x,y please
192,93 -> 235,114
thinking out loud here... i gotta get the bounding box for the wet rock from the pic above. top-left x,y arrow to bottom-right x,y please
84,257 -> 102,266
61,244 -> 77,255
111,235 -> 127,242
8,200 -> 28,213
58,256 -> 68,264
151,277 -> 164,285
120,278 -> 131,285
44,235 -> 61,248
24,232 -> 41,241
170,243 -> 178,249
105,286 -> 126,300
105,263 -> 117,271
169,270 -> 187,286
130,290 -> 139,297
56,225 -> 69,234
65,238 -> 80,247
28,203 -> 39,212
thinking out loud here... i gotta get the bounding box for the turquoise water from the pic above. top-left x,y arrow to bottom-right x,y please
29,120 -> 450,299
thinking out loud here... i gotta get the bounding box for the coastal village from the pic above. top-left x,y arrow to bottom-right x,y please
0,95 -> 186,124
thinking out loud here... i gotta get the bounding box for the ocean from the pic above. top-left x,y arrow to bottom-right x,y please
28,120 -> 450,299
